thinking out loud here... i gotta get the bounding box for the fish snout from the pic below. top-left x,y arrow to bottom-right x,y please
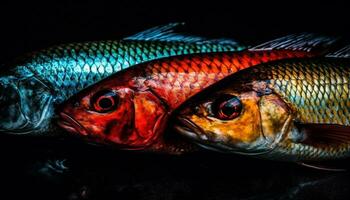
174,117 -> 207,141
0,78 -> 28,133
0,75 -> 55,135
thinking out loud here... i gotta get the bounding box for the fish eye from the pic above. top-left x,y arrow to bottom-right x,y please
212,94 -> 242,120
92,90 -> 119,113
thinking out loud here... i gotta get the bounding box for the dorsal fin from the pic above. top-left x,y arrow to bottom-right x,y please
326,45 -> 350,58
124,22 -> 240,45
296,123 -> 350,146
249,33 -> 340,52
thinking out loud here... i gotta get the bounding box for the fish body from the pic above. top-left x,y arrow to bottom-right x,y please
8,40 -> 242,101
59,49 -> 319,153
0,23 -> 245,135
175,57 -> 350,161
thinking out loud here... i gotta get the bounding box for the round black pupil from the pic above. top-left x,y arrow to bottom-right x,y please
221,98 -> 240,116
99,97 -> 113,109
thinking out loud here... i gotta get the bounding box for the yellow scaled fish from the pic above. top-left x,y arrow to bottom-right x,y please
174,47 -> 350,168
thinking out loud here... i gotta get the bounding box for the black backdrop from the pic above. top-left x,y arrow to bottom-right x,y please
0,1 -> 349,200
0,0 -> 349,61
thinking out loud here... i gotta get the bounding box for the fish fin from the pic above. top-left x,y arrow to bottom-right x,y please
296,123 -> 350,146
299,162 -> 347,172
295,123 -> 350,146
124,22 -> 240,45
326,44 -> 350,58
249,33 -> 340,52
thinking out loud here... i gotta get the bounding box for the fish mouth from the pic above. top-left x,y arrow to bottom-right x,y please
174,117 -> 275,155
174,117 -> 227,152
174,117 -> 208,141
57,112 -> 89,136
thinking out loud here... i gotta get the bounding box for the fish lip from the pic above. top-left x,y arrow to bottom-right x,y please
57,112 -> 89,136
174,117 -> 208,141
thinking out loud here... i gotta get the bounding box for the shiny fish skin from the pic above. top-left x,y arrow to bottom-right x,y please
0,39 -> 244,135
14,40 -> 243,102
175,57 -> 350,161
138,51 -> 312,109
263,59 -> 350,126
255,58 -> 350,160
59,50 -> 315,152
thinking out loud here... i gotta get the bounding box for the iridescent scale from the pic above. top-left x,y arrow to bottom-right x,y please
15,40 -> 243,102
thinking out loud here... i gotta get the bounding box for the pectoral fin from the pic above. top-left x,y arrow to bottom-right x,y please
295,123 -> 350,146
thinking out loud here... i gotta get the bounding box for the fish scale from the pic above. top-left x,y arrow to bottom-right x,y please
58,49 -> 317,151
238,58 -> 350,160
264,59 -> 350,125
13,40 -> 242,102
57,34 -> 343,150
173,50 -> 350,162
0,22 -> 248,136
273,141 -> 350,161
143,51 -> 309,109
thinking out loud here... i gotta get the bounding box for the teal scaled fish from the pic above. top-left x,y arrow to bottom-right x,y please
0,23 -> 245,136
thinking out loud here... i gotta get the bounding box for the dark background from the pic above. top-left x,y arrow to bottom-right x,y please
0,0 -> 349,62
0,1 -> 349,200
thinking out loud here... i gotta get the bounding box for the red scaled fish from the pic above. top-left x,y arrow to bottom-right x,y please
58,34 -> 340,153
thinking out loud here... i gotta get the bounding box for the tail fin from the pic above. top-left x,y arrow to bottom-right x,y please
249,33 -> 341,52
326,44 -> 350,58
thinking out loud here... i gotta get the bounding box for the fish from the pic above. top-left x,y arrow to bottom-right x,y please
58,34 -> 340,153
174,47 -> 350,163
0,23 -> 246,136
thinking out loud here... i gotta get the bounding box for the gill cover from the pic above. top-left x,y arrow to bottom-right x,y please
0,72 -> 54,134
59,83 -> 169,149
176,87 -> 293,155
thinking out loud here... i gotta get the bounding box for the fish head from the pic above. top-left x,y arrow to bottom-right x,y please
175,81 -> 292,154
0,72 -> 55,135
58,73 -> 168,149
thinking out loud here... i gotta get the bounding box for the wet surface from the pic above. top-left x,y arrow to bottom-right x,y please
0,1 -> 349,199
1,133 -> 350,200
